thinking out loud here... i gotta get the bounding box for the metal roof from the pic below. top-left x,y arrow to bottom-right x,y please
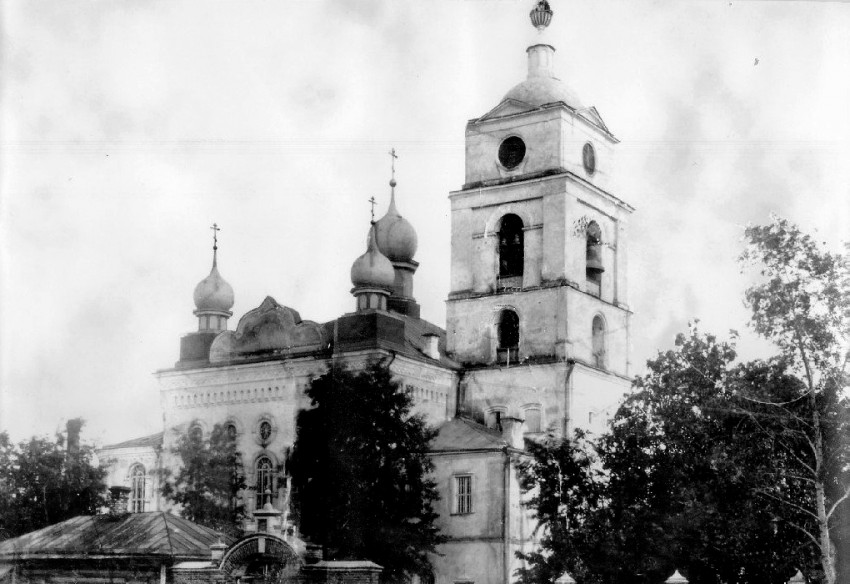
0,512 -> 232,561
429,418 -> 509,453
101,432 -> 163,451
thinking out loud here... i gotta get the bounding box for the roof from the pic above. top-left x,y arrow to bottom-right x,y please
0,512 -> 233,561
429,418 -> 509,452
101,431 -> 163,451
398,313 -> 459,369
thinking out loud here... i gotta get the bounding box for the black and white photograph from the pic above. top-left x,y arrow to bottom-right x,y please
1,1 -> 848,583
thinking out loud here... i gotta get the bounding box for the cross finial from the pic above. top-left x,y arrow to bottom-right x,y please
388,148 -> 398,187
210,223 -> 220,267
368,196 -> 377,223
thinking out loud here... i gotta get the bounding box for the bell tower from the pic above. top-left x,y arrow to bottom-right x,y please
446,0 -> 633,434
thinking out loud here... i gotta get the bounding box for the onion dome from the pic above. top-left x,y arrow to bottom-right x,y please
374,188 -> 418,262
194,262 -> 235,312
351,224 -> 396,289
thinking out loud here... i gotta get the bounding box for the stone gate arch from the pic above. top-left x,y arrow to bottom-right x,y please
219,534 -> 301,584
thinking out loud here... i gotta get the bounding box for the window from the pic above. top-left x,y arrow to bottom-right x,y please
453,475 -> 472,515
592,315 -> 606,368
585,221 -> 604,295
497,309 -> 519,365
259,420 -> 272,443
524,408 -> 542,433
498,136 -> 526,169
498,214 -> 524,279
582,142 -> 596,175
226,423 -> 238,441
189,424 -> 203,444
129,464 -> 146,513
255,456 -> 275,508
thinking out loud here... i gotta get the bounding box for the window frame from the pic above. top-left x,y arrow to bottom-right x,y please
255,455 -> 275,508
452,474 -> 473,516
129,464 -> 146,513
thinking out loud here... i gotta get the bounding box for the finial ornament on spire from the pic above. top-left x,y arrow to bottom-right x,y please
369,196 -> 377,223
530,0 -> 553,31
388,147 -> 398,188
210,222 -> 221,267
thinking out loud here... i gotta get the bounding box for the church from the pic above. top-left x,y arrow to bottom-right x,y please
98,2 -> 634,583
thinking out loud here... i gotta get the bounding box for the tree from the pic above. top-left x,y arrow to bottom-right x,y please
161,423 -> 245,537
289,360 -> 444,584
520,328 -> 815,584
0,419 -> 107,539
740,217 -> 850,584
517,218 -> 849,584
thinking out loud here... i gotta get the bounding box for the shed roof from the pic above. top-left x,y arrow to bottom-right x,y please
429,418 -> 509,452
101,432 -> 163,451
0,512 -> 232,561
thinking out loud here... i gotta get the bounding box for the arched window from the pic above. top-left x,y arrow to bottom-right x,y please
498,214 -> 524,280
497,309 -> 519,365
592,315 -> 606,368
255,456 -> 275,508
586,221 -> 604,295
189,424 -> 203,444
129,464 -> 146,513
225,423 -> 238,441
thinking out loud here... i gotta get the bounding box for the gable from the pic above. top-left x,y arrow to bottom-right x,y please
476,98 -> 539,121
209,296 -> 329,363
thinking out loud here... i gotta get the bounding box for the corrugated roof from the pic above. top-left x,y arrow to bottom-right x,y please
101,432 -> 163,451
0,512 -> 233,561
429,418 -> 508,452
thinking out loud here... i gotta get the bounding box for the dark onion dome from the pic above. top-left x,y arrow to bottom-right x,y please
351,224 -> 396,289
374,189 -> 418,262
193,261 -> 235,312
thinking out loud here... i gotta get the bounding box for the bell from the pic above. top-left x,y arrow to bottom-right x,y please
586,244 -> 605,273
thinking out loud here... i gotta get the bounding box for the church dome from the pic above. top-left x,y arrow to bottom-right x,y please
351,225 -> 396,289
503,75 -> 582,109
502,43 -> 582,110
193,264 -> 235,312
374,191 -> 418,262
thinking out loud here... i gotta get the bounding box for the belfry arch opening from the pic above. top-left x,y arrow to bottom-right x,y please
498,214 -> 524,281
496,309 -> 520,365
585,221 -> 604,295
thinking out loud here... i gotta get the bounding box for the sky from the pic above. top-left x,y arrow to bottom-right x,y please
1,0 -> 848,446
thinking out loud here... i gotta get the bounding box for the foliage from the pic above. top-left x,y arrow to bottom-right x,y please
0,420 -> 107,540
518,217 -> 849,584
740,216 -> 850,584
161,423 -> 245,537
289,360 -> 444,584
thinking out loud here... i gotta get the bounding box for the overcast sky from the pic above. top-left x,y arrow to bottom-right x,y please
1,0 -> 848,446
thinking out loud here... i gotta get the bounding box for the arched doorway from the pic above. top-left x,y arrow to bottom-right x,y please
220,535 -> 301,584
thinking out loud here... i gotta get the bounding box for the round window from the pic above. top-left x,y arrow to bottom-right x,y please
582,142 -> 596,175
498,136 -> 526,170
259,421 -> 272,442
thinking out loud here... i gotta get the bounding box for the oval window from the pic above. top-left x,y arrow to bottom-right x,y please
582,142 -> 596,175
498,136 -> 526,170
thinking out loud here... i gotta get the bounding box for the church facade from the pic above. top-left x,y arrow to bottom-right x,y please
99,3 -> 633,583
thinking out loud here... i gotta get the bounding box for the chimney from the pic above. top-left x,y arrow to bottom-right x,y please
500,415 -> 525,449
66,418 -> 83,457
108,486 -> 131,516
422,333 -> 440,360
